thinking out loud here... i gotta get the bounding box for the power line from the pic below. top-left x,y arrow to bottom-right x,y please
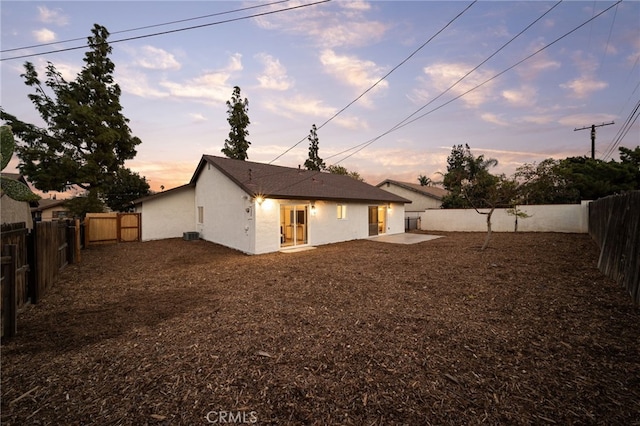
601,98 -> 640,160
340,0 -> 563,156
597,1 -> 619,73
1,0 -> 290,53
0,0 -> 331,62
329,0 -> 622,166
268,0 -> 478,164
325,0 -> 564,163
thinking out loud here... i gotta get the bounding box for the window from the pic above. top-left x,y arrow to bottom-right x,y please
197,206 -> 204,224
337,204 -> 347,219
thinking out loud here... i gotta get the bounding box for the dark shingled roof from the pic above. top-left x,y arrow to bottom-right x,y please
131,183 -> 194,205
191,155 -> 410,204
376,179 -> 449,200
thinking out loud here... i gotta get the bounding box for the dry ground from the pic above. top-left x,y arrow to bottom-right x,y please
1,232 -> 639,425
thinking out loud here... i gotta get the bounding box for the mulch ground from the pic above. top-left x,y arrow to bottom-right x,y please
1,232 -> 639,425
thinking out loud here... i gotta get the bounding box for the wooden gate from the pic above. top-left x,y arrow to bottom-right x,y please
85,213 -> 141,246
1,223 -> 29,310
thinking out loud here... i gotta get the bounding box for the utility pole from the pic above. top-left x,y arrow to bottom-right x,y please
574,121 -> 614,159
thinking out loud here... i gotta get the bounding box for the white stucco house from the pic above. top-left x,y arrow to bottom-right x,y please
376,179 -> 449,212
133,155 -> 410,255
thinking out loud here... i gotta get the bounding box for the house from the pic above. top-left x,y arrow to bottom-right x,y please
133,155 -> 410,254
31,198 -> 70,221
1,173 -> 36,229
376,179 -> 448,212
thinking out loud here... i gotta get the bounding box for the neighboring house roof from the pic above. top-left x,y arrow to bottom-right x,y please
2,173 -> 26,183
376,179 -> 449,200
191,155 -> 411,204
132,183 -> 195,205
31,198 -> 68,213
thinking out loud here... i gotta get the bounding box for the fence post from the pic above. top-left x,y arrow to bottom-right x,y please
75,218 -> 81,263
2,244 -> 18,338
66,222 -> 76,264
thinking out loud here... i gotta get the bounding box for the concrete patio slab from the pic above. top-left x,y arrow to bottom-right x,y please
370,233 -> 443,245
280,246 -> 317,253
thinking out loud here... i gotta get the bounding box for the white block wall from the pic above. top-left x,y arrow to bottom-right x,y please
419,202 -> 590,233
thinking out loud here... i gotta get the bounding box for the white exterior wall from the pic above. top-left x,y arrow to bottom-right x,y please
386,202 -> 405,234
136,188 -> 195,241
1,197 -> 33,229
252,200 -> 406,254
254,198 -> 281,254
195,165 -> 255,254
309,201 -> 369,246
419,202 -> 590,233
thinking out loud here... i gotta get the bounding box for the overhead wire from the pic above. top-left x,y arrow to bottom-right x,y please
268,0 -> 478,164
329,0 -> 622,166
0,0 -> 290,53
0,0 -> 331,62
597,1 -> 619,72
325,0 -> 563,162
601,98 -> 640,160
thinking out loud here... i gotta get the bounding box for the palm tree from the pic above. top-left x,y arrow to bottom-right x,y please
417,175 -> 432,186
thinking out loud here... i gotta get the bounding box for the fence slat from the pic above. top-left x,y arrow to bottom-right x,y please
2,244 -> 18,338
589,191 -> 640,306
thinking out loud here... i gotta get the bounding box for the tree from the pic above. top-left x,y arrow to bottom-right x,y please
462,173 -> 520,250
555,156 -> 637,200
619,146 -> 640,187
417,175 -> 432,186
1,126 -> 40,202
619,146 -> 640,169
304,124 -> 325,171
63,193 -> 106,218
515,159 -> 579,204
0,25 -> 141,202
326,164 -> 364,181
221,86 -> 250,160
441,144 -> 498,209
441,144 -> 521,250
103,167 -> 150,212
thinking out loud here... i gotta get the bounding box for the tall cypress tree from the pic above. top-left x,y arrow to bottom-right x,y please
304,124 -> 325,171
221,86 -> 250,160
0,24 -> 141,197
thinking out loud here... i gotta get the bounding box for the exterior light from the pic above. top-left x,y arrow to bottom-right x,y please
255,196 -> 264,205
310,204 -> 317,216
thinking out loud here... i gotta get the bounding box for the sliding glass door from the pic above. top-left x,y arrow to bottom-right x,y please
280,205 -> 308,247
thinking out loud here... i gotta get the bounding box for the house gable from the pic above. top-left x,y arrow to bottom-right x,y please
377,179 -> 448,211
134,184 -> 195,241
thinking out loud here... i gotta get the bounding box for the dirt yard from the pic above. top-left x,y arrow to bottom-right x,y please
1,232 -> 639,425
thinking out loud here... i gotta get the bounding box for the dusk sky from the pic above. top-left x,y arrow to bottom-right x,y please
2,1 -> 639,194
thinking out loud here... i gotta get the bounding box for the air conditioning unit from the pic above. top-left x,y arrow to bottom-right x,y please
183,232 -> 200,241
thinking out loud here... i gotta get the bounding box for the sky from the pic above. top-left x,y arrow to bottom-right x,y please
1,0 -> 639,195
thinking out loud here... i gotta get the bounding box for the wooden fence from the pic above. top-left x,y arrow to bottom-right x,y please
1,223 -> 30,308
1,220 -> 80,337
32,220 -> 79,304
589,191 -> 640,306
85,212 -> 141,246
